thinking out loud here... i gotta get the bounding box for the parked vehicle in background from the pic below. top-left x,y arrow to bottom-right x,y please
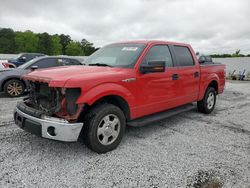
14,40 -> 225,153
198,55 -> 214,64
66,56 -> 87,64
0,60 -> 16,70
0,56 -> 83,97
6,53 -> 45,67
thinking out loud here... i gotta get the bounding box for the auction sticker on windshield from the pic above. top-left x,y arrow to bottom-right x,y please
122,47 -> 138,51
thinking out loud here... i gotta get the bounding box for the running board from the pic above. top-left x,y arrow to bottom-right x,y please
127,103 -> 196,127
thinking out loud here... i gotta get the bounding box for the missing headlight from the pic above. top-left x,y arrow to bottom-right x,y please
65,88 -> 81,116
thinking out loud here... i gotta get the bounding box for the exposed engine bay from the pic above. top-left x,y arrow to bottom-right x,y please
24,81 -> 83,122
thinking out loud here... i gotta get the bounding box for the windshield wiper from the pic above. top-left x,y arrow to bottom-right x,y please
88,63 -> 113,67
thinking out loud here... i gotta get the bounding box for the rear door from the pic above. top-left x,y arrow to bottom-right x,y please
172,45 -> 200,103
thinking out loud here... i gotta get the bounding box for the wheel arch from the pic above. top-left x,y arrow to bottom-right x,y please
198,79 -> 218,100
91,95 -> 130,120
198,72 -> 220,101
207,80 -> 218,93
1,77 -> 27,92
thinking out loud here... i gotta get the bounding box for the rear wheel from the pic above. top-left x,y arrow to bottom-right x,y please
4,79 -> 25,97
197,87 -> 216,114
82,103 -> 126,153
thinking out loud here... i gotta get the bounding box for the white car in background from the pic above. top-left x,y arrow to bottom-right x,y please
0,60 -> 16,70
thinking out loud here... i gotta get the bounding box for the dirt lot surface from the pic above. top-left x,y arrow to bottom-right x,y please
0,81 -> 249,187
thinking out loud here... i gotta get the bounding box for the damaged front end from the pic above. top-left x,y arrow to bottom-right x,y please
25,81 -> 83,122
14,80 -> 84,142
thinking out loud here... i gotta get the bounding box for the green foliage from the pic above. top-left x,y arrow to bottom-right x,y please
66,41 -> 84,56
0,28 -> 16,53
59,34 -> 71,55
66,39 -> 97,56
210,54 -> 232,58
231,49 -> 245,57
210,50 -> 247,58
65,39 -> 97,56
0,28 -> 97,56
15,30 -> 38,53
81,39 -> 96,55
51,35 -> 62,55
37,32 -> 53,55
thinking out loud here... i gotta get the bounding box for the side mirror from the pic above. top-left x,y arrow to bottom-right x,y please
30,65 -> 38,71
19,56 -> 26,62
140,61 -> 165,74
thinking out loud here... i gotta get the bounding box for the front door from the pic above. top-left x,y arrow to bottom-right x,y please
134,44 -> 181,118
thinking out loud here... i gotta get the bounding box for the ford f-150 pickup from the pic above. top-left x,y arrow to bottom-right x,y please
14,40 -> 225,153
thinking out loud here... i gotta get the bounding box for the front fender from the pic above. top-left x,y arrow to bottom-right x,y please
76,83 -> 135,107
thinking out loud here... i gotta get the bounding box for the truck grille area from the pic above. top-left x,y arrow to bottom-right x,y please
25,81 -> 83,122
26,81 -> 61,115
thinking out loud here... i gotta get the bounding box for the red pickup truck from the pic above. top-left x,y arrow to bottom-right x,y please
14,40 -> 225,153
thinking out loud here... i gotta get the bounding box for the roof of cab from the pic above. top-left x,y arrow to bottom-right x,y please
112,40 -> 189,46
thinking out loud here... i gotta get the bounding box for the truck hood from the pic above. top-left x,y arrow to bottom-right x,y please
23,65 -> 132,87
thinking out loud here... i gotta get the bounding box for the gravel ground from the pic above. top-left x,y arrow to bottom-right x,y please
0,81 -> 249,188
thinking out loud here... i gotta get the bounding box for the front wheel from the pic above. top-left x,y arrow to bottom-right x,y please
4,79 -> 25,97
197,87 -> 216,114
82,103 -> 126,153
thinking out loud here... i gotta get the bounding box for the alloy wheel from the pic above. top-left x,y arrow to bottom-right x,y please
7,81 -> 23,96
97,114 -> 121,145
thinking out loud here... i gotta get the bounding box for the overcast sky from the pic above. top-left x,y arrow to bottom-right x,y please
0,0 -> 249,54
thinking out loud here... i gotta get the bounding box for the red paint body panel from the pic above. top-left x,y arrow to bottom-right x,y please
23,41 -> 225,120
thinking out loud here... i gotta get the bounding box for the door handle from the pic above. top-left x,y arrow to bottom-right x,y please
172,74 -> 179,80
194,72 -> 199,78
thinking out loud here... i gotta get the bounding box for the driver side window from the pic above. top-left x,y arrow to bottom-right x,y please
143,45 -> 173,67
31,58 -> 57,68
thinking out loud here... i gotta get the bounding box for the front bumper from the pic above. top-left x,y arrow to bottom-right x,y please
14,103 -> 83,142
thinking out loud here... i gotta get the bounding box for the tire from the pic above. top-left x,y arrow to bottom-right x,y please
82,103 -> 126,153
197,87 -> 216,114
3,79 -> 25,97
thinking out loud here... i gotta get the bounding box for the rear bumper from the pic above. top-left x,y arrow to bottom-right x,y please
14,103 -> 83,142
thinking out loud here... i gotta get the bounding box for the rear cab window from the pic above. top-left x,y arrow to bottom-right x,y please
174,46 -> 195,67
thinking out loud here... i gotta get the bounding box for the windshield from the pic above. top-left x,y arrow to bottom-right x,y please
84,43 -> 146,68
17,57 -> 41,69
16,53 -> 23,59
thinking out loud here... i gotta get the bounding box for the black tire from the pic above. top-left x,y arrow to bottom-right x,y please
82,103 -> 126,153
3,79 -> 25,97
197,87 -> 216,114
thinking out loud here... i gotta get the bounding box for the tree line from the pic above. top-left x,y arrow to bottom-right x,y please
0,28 -> 97,56
2,28 -> 249,58
210,50 -> 250,58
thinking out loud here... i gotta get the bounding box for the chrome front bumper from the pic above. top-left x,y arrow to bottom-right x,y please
14,107 -> 83,142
